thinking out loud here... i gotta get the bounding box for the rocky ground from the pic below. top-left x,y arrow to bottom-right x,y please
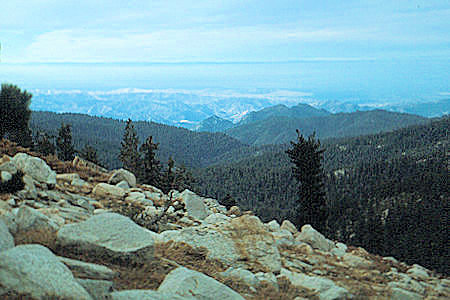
0,140 -> 449,299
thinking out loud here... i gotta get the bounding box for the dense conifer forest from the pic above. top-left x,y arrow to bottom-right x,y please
29,109 -> 448,275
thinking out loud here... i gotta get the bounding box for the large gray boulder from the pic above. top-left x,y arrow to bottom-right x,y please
92,183 -> 126,198
0,244 -> 92,299
57,213 -> 159,262
16,205 -> 60,232
12,153 -> 56,185
108,290 -> 186,300
295,224 -> 335,252
223,215 -> 281,273
160,226 -> 239,265
76,279 -> 114,299
180,189 -> 211,220
158,267 -> 245,300
280,268 -> 350,300
58,256 -> 117,280
0,219 -> 14,252
108,168 -> 136,187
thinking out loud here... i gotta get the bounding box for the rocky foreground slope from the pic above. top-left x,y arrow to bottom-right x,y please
0,144 -> 448,299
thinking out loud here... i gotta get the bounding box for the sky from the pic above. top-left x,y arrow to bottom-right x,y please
1,0 -> 449,63
0,1 -> 448,102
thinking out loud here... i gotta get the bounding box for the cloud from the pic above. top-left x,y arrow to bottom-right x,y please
20,25 -> 376,63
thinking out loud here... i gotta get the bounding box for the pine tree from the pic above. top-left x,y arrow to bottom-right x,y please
161,157 -> 176,193
286,130 -> 328,232
56,123 -> 75,161
0,84 -> 33,147
174,163 -> 193,192
35,132 -> 56,156
119,119 -> 141,177
80,144 -> 99,165
139,135 -> 161,187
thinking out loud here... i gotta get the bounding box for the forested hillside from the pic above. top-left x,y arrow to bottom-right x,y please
30,111 -> 248,169
193,117 -> 449,274
238,103 -> 330,125
226,109 -> 429,145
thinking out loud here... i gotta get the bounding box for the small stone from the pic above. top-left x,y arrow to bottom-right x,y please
267,220 -> 281,231
1,171 -> 12,183
281,220 -> 298,234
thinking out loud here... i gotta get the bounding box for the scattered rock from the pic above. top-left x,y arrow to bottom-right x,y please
280,268 -> 351,300
108,290 -> 185,300
407,264 -> 430,280
180,189 -> 211,220
390,287 -> 423,300
76,279 -> 114,299
295,224 -> 335,252
0,219 -> 14,252
57,213 -> 160,262
12,153 -> 56,185
158,266 -> 245,300
331,242 -> 347,258
108,168 -> 136,187
220,267 -> 259,286
224,215 -> 281,273
267,220 -> 281,231
92,183 -> 126,198
57,173 -> 81,182
0,161 -> 17,174
229,205 -> 241,216
58,256 -> 117,280
281,220 -> 298,234
0,171 -> 12,183
16,205 -> 60,232
203,213 -> 231,225
115,180 -> 130,189
161,226 -> 239,265
0,244 -> 92,299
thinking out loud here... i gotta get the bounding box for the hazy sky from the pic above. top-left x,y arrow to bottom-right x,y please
1,0 -> 449,63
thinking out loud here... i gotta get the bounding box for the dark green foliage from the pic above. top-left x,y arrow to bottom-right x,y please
220,193 -> 237,210
79,144 -> 100,165
286,130 -> 327,232
139,135 -> 161,186
119,119 -> 142,176
30,111 -> 247,169
0,84 -> 33,147
194,117 -> 449,274
161,157 -> 176,193
56,123 -> 75,161
173,164 -> 194,192
0,171 -> 25,194
34,132 -> 56,156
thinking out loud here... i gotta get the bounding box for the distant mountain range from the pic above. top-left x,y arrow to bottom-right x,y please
225,110 -> 429,145
29,88 -> 449,128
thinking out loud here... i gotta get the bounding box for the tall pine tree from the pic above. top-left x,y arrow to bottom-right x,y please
139,135 -> 161,187
56,123 -> 75,161
119,119 -> 141,177
286,130 -> 328,232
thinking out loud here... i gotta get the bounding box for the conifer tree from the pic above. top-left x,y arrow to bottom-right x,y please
161,156 -> 176,193
80,144 -> 99,165
0,83 -> 33,147
174,163 -> 193,191
35,132 -> 56,156
286,130 -> 327,232
139,135 -> 161,186
56,123 -> 75,161
119,119 -> 141,176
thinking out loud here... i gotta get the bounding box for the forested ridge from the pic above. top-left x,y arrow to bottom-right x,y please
225,109 -> 429,145
30,111 -> 248,169
193,117 -> 449,275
